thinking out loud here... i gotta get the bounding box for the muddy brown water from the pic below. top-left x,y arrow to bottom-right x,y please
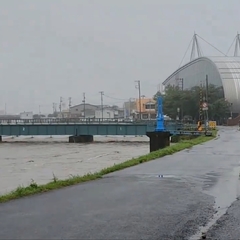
0,135 -> 150,195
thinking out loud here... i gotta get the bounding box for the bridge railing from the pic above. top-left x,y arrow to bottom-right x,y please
0,118 -> 199,132
0,118 -> 157,125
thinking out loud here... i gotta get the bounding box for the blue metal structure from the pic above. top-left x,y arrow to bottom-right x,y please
0,118 -> 155,125
155,97 -> 166,132
0,112 -> 205,137
0,123 -> 155,136
0,122 -> 203,137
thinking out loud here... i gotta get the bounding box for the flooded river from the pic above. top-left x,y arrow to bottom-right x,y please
0,136 -> 149,195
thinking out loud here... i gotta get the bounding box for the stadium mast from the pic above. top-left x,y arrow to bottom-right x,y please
234,32 -> 240,57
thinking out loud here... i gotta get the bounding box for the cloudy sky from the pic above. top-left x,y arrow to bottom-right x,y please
0,0 -> 239,114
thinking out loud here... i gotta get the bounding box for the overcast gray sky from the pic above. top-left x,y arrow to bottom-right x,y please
0,0 -> 239,114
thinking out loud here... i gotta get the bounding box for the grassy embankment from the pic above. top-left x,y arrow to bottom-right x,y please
0,131 -> 217,203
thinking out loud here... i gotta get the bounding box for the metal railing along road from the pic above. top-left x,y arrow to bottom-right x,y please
0,118 -> 157,125
0,118 -> 199,132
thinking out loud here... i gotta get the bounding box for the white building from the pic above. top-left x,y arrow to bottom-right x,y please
57,109 -> 70,118
95,108 -> 114,119
20,112 -> 33,119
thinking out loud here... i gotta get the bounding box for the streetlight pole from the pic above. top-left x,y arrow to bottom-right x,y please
135,80 -> 141,120
82,92 -> 86,118
176,78 -> 184,121
177,107 -> 180,121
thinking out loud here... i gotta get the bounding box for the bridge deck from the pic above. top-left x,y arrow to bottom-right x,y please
0,123 -> 155,136
0,118 -> 201,136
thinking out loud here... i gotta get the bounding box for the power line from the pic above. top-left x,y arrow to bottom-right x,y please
103,94 -> 129,101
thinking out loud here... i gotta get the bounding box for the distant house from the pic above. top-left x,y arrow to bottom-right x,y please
20,112 -> 33,120
123,100 -> 136,118
95,107 -> 115,119
57,109 -> 70,118
135,98 -> 156,119
115,108 -> 124,118
70,103 -> 99,118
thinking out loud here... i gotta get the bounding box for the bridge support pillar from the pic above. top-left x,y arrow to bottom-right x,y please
69,135 -> 93,143
146,131 -> 170,152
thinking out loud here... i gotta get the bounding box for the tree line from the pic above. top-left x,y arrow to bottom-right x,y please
154,84 -> 231,124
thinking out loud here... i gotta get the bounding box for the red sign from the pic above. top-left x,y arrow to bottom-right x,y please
202,102 -> 208,108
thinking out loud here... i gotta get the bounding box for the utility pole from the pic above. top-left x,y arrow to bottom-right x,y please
135,80 -> 141,120
68,97 -> 72,118
52,103 -> 56,114
129,98 -> 132,118
59,97 -> 63,118
177,78 -> 184,121
205,75 -> 209,126
180,78 -> 184,120
52,103 -> 58,114
82,92 -> 86,118
198,81 -> 203,131
99,91 -> 104,121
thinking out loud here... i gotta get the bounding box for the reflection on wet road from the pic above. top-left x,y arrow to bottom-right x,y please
0,127 -> 240,239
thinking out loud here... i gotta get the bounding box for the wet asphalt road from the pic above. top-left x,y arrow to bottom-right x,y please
206,198 -> 240,240
0,127 -> 240,239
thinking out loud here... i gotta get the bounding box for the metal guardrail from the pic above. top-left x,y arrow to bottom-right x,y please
0,118 -> 157,125
0,118 -> 201,132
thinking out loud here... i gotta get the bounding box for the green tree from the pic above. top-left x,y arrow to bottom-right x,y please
209,98 -> 230,121
154,84 -> 229,122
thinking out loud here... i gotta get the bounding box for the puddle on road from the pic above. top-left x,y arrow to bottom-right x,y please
189,166 -> 240,240
156,174 -> 177,178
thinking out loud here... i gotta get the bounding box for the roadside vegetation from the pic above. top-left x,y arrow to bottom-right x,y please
0,132 -> 217,203
154,84 -> 230,124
